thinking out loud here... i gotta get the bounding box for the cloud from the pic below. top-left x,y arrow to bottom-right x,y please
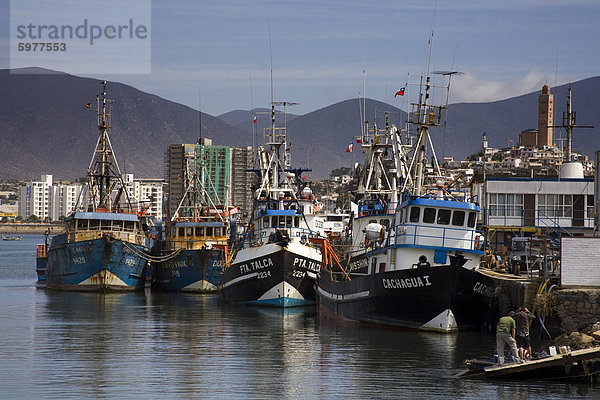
449,71 -> 559,103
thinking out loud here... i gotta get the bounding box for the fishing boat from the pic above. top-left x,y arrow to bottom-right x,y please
219,101 -> 323,307
151,146 -> 233,293
46,82 -> 150,292
315,51 -> 497,331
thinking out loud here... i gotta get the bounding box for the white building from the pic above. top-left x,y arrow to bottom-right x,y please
18,174 -> 164,222
18,175 -> 53,221
475,176 -> 594,230
123,174 -> 164,221
49,182 -> 84,220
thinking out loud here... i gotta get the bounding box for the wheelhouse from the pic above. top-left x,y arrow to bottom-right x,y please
166,220 -> 228,250
65,211 -> 146,245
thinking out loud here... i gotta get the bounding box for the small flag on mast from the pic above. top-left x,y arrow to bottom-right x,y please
253,116 -> 257,124
85,102 -> 92,108
394,87 -> 405,97
346,143 -> 354,153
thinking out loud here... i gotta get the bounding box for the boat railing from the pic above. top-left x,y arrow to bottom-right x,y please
403,189 -> 477,204
387,222 -> 485,253
69,226 -> 147,246
481,207 -> 593,230
237,225 -> 319,248
167,236 -> 229,250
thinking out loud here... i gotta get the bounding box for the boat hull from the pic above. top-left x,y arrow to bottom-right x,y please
317,259 -> 497,332
46,234 -> 148,292
219,241 -> 321,307
151,248 -> 225,293
36,256 -> 47,286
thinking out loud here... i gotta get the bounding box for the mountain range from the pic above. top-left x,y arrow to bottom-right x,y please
1,68 -> 598,181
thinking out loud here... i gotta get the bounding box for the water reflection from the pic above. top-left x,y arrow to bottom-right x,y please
1,275 -> 599,399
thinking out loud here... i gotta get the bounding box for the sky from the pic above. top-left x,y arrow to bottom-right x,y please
1,0 -> 599,116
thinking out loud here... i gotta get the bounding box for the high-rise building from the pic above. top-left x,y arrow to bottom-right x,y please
165,141 -> 255,219
49,182 -> 84,220
231,146 -> 254,217
165,143 -> 196,218
18,175 -> 53,220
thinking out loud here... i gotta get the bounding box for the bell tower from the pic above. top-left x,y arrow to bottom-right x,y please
538,84 -> 554,146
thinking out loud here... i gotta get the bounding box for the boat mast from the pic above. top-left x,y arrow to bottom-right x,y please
82,81 -> 133,213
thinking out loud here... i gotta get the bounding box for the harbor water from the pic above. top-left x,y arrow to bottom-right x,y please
1,235 -> 599,399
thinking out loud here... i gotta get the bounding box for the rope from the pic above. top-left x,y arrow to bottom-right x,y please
122,241 -> 185,262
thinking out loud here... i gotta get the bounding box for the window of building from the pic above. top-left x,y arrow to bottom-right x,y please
489,193 -> 523,217
538,194 -> 572,218
423,208 -> 436,224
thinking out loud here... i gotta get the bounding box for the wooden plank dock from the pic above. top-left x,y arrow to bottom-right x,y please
457,347 -> 600,382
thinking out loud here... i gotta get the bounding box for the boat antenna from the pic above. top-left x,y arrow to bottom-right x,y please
249,71 -> 256,168
198,82 -> 202,144
363,70 -> 366,136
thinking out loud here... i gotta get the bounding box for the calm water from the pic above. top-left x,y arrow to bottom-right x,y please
1,235 -> 599,399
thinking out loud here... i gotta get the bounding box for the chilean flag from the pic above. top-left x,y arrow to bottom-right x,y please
394,87 -> 405,97
253,116 -> 257,124
346,143 -> 354,153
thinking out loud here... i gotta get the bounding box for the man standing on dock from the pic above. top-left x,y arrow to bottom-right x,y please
514,306 -> 535,360
496,311 -> 521,364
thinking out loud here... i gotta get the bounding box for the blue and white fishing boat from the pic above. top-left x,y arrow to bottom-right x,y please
46,82 -> 150,292
316,56 -> 497,331
151,153 -> 233,292
219,101 -> 323,307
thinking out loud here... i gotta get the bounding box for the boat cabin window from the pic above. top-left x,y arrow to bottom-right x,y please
294,216 -> 300,227
113,221 -> 123,231
271,216 -> 278,227
77,220 -> 88,230
214,227 -> 221,236
125,221 -> 135,231
263,217 -> 269,229
409,207 -> 420,223
101,220 -> 112,230
172,227 -> 177,237
196,227 -> 204,236
178,227 -> 185,237
90,219 -> 100,229
286,216 -> 292,227
436,209 -> 451,225
380,219 -> 390,228
206,227 -> 213,236
423,208 -> 436,224
186,227 -> 193,237
467,212 -> 477,228
369,219 -> 377,224
452,211 -> 465,226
